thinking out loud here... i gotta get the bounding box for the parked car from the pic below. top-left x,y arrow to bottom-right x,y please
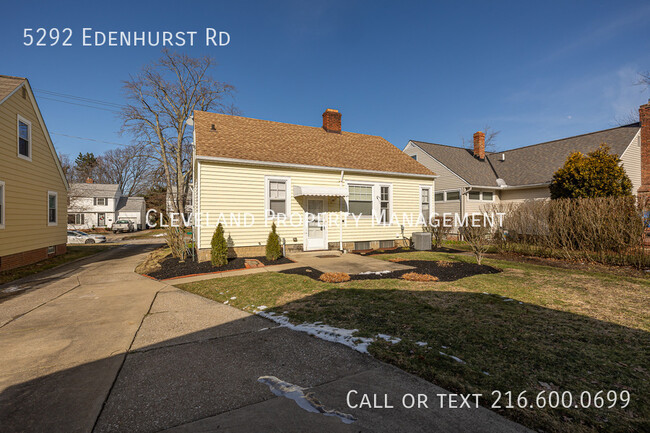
67,230 -> 107,244
112,219 -> 135,233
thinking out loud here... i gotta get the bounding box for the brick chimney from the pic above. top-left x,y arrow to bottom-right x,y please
322,109 -> 342,133
638,100 -> 650,198
473,131 -> 485,160
86,178 -> 93,184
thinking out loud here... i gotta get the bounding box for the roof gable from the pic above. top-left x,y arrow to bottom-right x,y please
1,75 -> 70,190
194,111 -> 435,177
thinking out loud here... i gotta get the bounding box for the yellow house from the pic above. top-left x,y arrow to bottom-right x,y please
192,108 -> 437,260
0,75 -> 69,271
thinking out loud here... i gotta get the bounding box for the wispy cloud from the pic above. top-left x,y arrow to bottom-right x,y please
536,5 -> 650,65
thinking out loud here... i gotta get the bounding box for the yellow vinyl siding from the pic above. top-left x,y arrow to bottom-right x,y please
197,161 -> 433,249
0,88 -> 67,256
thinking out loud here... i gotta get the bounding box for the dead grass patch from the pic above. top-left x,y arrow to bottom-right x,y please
401,272 -> 439,282
319,272 -> 351,283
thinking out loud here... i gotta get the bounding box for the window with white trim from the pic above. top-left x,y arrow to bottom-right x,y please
68,213 -> 84,224
0,181 -> 5,228
266,177 -> 290,218
468,190 -> 494,201
421,187 -> 431,224
435,190 -> 461,202
17,115 -> 31,160
348,184 -> 373,217
94,197 -> 107,206
48,191 -> 57,225
379,186 -> 390,223
445,190 -> 460,201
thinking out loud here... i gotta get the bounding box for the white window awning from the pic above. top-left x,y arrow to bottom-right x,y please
293,185 -> 348,197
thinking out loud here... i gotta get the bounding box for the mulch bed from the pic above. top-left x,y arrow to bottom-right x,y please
280,259 -> 500,283
148,256 -> 294,280
353,246 -> 463,256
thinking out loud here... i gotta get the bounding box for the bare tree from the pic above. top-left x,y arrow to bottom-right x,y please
97,144 -> 153,196
638,71 -> 650,89
614,109 -> 640,126
462,125 -> 500,152
58,153 -> 74,184
121,50 -> 236,218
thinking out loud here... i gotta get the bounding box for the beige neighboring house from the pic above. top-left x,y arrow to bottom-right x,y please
404,103 -> 648,231
192,108 -> 437,260
0,75 -> 69,271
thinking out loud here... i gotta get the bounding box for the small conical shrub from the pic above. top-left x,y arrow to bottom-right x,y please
265,223 -> 282,261
211,223 -> 228,267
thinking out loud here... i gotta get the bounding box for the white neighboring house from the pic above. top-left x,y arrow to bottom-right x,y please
67,181 -> 146,230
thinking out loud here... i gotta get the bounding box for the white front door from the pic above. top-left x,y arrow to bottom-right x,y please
304,199 -> 327,251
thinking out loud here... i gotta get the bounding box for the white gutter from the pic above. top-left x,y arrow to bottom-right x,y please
195,155 -> 438,179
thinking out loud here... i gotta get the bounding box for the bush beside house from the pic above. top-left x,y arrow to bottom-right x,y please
211,223 -> 228,267
265,223 -> 282,261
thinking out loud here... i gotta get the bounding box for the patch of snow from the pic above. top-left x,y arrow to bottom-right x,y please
257,305 -> 268,310
439,351 -> 466,364
257,311 -> 401,354
483,371 -> 490,376
415,341 -> 428,347
230,296 -> 237,300
1,286 -> 23,293
258,376 -> 356,424
224,300 -> 229,305
441,345 -> 448,349
357,270 -> 393,276
153,233 -> 165,237
503,298 -> 514,302
376,334 -> 401,344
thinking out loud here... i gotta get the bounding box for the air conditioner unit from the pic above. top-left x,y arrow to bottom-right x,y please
412,232 -> 432,251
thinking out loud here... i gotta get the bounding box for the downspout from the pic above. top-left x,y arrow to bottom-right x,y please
461,186 -> 472,241
339,170 -> 345,251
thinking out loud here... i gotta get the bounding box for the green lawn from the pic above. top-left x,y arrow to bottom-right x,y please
177,251 -> 650,433
0,245 -> 112,285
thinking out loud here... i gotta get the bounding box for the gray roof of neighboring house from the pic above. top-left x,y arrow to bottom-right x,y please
411,123 -> 640,187
116,196 -> 145,212
70,183 -> 121,197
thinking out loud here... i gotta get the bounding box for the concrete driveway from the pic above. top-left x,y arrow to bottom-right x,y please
0,244 -> 530,433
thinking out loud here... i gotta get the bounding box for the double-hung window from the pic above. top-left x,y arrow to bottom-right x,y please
0,181 -> 5,229
68,213 -> 84,224
48,191 -> 57,226
94,197 -> 107,206
17,115 -> 31,160
266,177 -> 290,218
348,184 -> 373,217
421,187 -> 431,224
379,186 -> 390,223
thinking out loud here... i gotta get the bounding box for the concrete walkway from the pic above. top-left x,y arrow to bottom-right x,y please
288,250 -> 414,274
0,244 -> 530,433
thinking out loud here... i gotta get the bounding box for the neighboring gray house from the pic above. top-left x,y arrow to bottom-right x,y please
404,122 -> 642,230
68,181 -> 146,230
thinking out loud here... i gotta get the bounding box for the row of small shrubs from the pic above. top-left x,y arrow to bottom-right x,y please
487,196 -> 648,268
210,223 -> 283,267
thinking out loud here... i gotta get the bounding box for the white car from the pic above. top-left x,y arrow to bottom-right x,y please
67,230 -> 107,244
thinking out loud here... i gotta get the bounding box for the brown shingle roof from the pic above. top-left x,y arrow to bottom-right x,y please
0,75 -> 25,103
194,110 -> 435,177
412,123 -> 640,187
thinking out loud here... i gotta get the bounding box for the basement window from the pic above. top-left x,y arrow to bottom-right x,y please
379,240 -> 394,249
47,246 -> 55,255
354,241 -> 371,251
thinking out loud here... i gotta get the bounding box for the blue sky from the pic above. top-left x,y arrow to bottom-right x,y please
2,0 -> 649,158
